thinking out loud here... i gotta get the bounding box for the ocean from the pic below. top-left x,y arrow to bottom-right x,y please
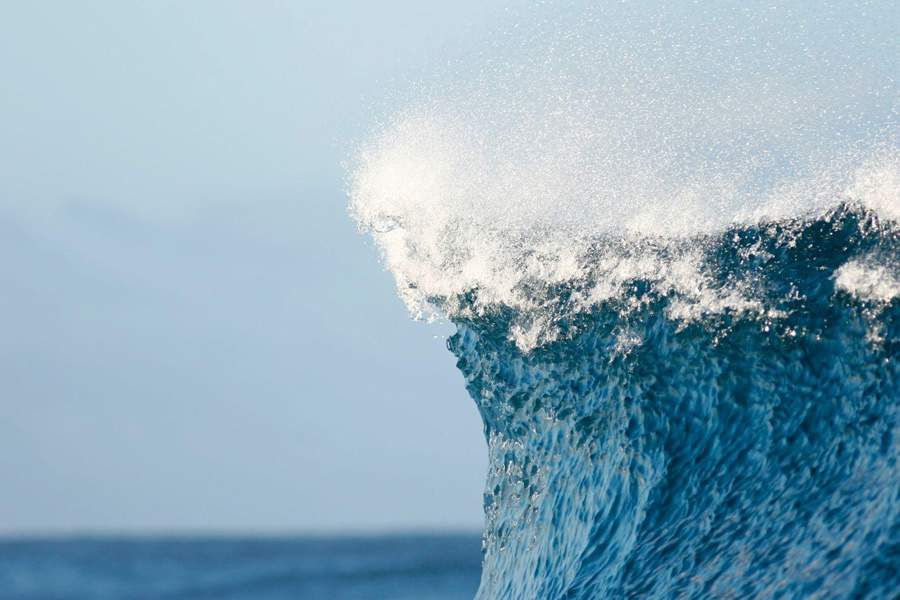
0,534 -> 482,600
6,3 -> 896,600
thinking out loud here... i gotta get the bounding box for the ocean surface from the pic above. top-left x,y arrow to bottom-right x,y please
349,2 -> 899,597
0,534 -> 482,600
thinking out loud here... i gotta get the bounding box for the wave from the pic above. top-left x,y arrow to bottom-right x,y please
446,208 -> 898,598
349,2 -> 899,597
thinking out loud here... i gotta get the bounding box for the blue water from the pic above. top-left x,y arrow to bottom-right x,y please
448,206 -> 899,598
0,534 -> 481,600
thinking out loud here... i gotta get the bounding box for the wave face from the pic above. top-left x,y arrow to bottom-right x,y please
449,208 -> 899,599
349,2 -> 899,597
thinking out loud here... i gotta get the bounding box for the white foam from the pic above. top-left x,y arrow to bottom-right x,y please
349,3 -> 899,350
835,259 -> 900,304
848,149 -> 900,223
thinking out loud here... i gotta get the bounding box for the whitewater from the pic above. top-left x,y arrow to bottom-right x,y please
350,2 -> 899,598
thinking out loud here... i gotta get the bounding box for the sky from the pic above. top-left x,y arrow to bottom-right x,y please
0,1 -> 514,534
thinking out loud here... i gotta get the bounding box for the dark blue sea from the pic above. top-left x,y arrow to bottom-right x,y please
0,534 -> 482,600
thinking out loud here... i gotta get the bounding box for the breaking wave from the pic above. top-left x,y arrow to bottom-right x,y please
349,2 -> 899,597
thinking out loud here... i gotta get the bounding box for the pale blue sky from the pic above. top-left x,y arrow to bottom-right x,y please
4,0 -> 895,536
0,1 -> 514,534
